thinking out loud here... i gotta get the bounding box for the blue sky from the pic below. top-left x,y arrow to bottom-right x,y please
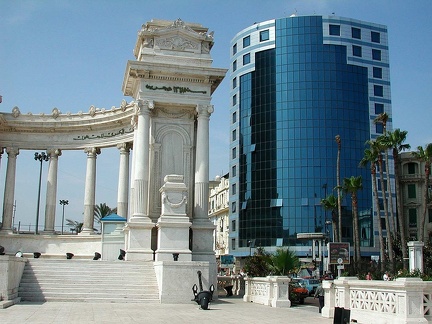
1,0 -> 431,230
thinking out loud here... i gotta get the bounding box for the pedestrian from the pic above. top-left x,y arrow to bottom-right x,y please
314,281 -> 325,313
366,272 -> 372,280
383,271 -> 391,281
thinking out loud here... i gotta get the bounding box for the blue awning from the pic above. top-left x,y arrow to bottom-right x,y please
100,214 -> 127,222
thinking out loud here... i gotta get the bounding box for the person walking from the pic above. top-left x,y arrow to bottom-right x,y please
366,272 -> 372,280
383,271 -> 391,281
314,281 -> 325,313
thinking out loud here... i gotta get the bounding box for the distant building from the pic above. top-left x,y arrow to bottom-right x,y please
399,152 -> 432,241
229,15 -> 393,257
208,174 -> 230,258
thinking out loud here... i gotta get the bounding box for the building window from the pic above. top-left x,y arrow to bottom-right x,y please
329,24 -> 340,36
375,103 -> 384,114
231,202 -> 236,212
376,123 -> 383,134
372,49 -> 382,61
407,163 -> 416,174
232,165 -> 236,177
232,220 -> 236,231
232,111 -> 237,123
231,238 -> 236,250
232,43 -> 237,55
232,94 -> 237,106
232,129 -> 237,141
232,184 -> 236,195
232,77 -> 237,89
374,85 -> 383,97
232,147 -> 237,159
233,60 -> 237,72
243,35 -> 250,48
409,209 -> 417,228
260,29 -> 269,41
352,27 -> 361,39
408,184 -> 416,199
373,67 -> 382,79
371,31 -> 380,43
352,45 -> 362,57
243,53 -> 250,65
381,217 -> 386,230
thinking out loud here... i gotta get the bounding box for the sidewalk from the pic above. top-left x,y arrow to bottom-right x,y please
0,297 -> 333,323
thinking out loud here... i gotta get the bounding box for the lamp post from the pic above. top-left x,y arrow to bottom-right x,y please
60,199 -> 69,235
34,152 -> 49,234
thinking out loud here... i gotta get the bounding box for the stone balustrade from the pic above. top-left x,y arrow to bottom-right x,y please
217,275 -> 245,297
323,277 -> 431,323
242,276 -> 291,308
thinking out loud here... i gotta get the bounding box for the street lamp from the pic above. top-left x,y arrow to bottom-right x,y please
34,152 -> 49,234
60,199 -> 69,235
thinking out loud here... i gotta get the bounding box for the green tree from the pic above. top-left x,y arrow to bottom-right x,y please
335,135 -> 342,242
342,176 -> 363,267
65,219 -> 83,234
374,139 -> 394,271
269,248 -> 300,276
412,143 -> 432,242
380,129 -> 410,268
244,247 -> 272,277
94,203 -> 116,225
360,142 -> 386,271
321,194 -> 339,242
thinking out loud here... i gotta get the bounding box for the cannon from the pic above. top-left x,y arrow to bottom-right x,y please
192,270 -> 215,310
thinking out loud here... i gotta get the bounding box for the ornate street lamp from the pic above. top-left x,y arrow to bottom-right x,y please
60,199 -> 69,235
34,152 -> 49,234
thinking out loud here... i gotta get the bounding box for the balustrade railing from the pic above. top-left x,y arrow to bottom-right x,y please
323,277 -> 431,323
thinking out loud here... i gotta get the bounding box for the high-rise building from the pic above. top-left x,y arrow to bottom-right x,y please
229,15 -> 392,257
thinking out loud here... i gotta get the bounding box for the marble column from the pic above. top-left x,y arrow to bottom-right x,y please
80,147 -> 100,235
117,143 -> 131,218
124,99 -> 154,260
44,149 -> 62,233
1,147 -> 19,233
192,104 -> 216,263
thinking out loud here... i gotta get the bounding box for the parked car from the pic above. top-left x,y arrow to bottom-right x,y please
291,278 -> 320,296
289,281 -> 309,304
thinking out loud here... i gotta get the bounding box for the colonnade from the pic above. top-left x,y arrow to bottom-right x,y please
0,100 -> 212,245
0,144 -> 131,235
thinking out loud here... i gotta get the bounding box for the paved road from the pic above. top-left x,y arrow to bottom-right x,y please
0,296 -> 332,323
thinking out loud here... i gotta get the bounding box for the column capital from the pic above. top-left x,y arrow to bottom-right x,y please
6,147 -> 19,157
135,99 -> 154,114
117,142 -> 132,153
84,147 -> 101,156
47,148 -> 62,157
196,104 -> 214,117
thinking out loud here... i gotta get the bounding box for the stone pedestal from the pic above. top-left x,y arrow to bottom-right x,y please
408,241 -> 424,273
124,219 -> 154,261
156,175 -> 191,262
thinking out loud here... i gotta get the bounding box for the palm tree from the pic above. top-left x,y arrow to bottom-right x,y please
412,143 -> 432,243
94,203 -> 116,231
375,114 -> 395,235
65,219 -> 83,234
321,194 -> 339,242
380,129 -> 410,268
342,176 -> 363,267
269,248 -> 300,276
360,142 -> 386,271
335,135 -> 342,242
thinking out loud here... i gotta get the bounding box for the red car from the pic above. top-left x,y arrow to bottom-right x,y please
289,281 -> 309,304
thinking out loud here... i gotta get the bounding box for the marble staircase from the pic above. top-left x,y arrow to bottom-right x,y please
18,259 -> 160,303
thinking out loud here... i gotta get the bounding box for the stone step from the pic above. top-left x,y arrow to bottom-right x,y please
19,259 -> 160,303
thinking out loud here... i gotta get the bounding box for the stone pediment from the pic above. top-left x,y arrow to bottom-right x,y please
134,18 -> 213,57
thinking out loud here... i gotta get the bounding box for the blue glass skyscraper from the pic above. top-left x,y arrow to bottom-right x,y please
229,15 -> 392,257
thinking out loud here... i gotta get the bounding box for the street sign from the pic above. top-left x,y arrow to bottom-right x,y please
328,242 -> 350,264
